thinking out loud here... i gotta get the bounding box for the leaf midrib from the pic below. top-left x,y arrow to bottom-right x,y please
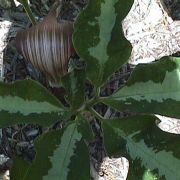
112,90 -> 180,100
111,124 -> 179,178
59,124 -> 77,179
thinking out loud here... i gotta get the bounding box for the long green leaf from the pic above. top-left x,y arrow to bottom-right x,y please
0,79 -> 69,127
62,69 -> 86,111
73,0 -> 133,87
102,115 -> 180,180
102,56 -> 180,118
11,116 -> 92,180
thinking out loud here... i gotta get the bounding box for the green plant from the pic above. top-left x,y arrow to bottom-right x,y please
3,0 -> 180,179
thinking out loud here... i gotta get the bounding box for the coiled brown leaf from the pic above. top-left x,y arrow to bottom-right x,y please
16,3 -> 75,84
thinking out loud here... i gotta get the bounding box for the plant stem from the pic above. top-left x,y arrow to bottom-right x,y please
87,97 -> 97,107
18,0 -> 37,25
86,87 -> 101,107
95,87 -> 100,97
88,107 -> 104,121
98,96 -> 108,102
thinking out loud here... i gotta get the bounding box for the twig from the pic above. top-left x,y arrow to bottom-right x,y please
88,107 -> 104,121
